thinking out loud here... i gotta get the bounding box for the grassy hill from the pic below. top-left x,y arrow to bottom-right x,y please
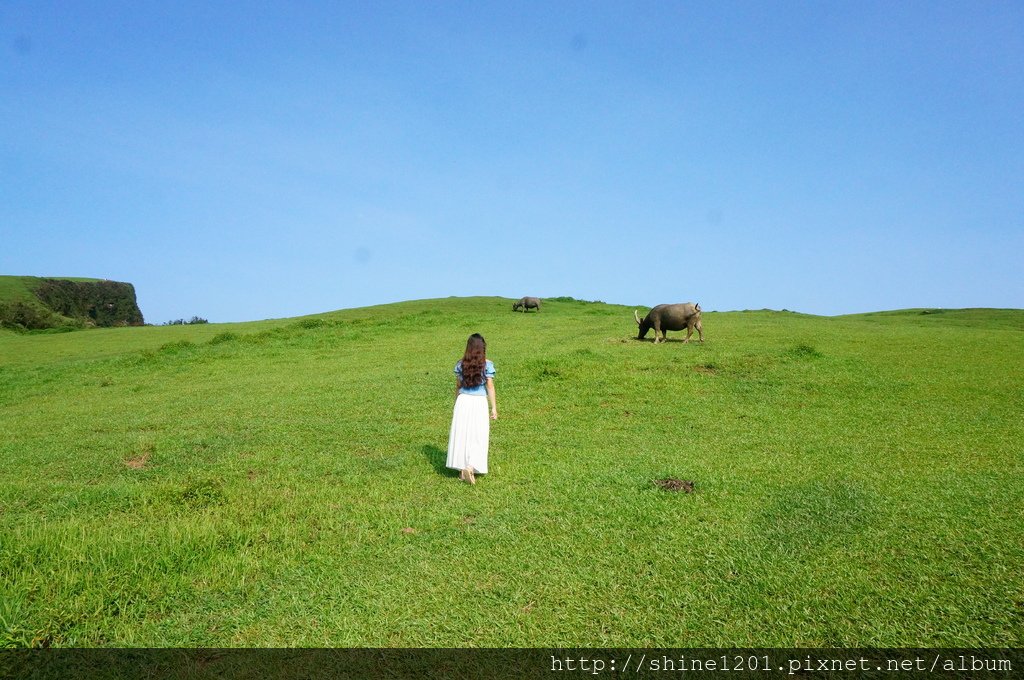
0,275 -> 143,330
0,275 -> 102,301
0,275 -> 103,309
1,297 -> 1021,647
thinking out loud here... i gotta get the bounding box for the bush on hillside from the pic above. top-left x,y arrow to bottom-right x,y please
163,317 -> 209,325
0,301 -> 63,331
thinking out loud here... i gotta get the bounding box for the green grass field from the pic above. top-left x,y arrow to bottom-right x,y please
1,297 -> 1022,647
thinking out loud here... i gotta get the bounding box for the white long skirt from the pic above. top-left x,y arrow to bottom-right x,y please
446,393 -> 489,474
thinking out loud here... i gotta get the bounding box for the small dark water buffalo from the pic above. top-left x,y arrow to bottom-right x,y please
635,303 -> 703,343
513,296 -> 541,312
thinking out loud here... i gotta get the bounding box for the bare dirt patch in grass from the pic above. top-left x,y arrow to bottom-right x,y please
123,452 -> 150,469
654,478 -> 695,493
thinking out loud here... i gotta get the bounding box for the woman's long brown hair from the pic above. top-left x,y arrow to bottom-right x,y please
459,333 -> 487,389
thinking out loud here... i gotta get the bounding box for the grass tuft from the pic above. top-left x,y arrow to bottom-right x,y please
788,343 -> 824,359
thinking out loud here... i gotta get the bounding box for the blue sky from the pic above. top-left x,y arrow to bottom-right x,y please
3,2 -> 1022,323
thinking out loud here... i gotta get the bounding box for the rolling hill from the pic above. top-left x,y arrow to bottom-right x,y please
1,296 -> 1021,647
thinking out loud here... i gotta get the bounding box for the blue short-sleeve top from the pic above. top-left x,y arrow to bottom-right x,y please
455,359 -> 495,396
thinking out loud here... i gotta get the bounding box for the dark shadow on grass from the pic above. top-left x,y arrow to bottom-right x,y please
422,444 -> 458,478
755,481 -> 875,554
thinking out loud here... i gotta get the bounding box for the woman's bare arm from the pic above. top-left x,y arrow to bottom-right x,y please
486,378 -> 497,420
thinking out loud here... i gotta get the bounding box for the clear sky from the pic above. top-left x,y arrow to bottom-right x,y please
3,2 -> 1022,323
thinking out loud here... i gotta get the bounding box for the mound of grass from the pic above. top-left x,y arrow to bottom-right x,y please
0,297 -> 1021,647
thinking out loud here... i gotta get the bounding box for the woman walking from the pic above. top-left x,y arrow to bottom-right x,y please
446,333 -> 497,484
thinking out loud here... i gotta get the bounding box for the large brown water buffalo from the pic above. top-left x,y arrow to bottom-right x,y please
635,303 -> 703,343
513,296 -> 541,312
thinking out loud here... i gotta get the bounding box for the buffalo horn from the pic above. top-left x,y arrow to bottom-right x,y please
634,309 -> 642,325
